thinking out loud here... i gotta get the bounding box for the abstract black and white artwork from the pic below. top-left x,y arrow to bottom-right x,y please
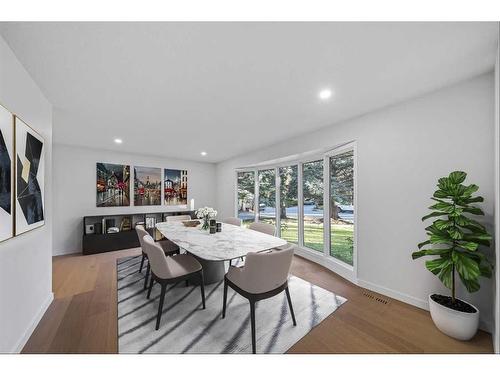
15,117 -> 45,235
0,105 -> 14,242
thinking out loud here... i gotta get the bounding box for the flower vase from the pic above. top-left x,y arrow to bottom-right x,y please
201,216 -> 210,231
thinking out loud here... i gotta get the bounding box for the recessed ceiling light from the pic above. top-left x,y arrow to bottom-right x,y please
200,151 -> 207,156
318,89 -> 332,101
114,138 -> 123,144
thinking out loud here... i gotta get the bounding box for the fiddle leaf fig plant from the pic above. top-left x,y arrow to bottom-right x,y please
412,171 -> 493,303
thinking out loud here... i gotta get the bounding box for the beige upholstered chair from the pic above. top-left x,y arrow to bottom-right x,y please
143,235 -> 205,330
166,214 -> 192,223
222,247 -> 296,353
223,217 -> 242,226
249,221 -> 276,236
135,225 -> 180,290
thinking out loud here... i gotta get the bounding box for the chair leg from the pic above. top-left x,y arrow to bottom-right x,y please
139,254 -> 145,273
222,280 -> 228,318
156,284 -> 167,330
143,263 -> 150,290
199,270 -> 206,309
185,280 -> 189,287
229,259 -> 232,267
147,275 -> 154,299
285,286 -> 297,326
250,300 -> 256,354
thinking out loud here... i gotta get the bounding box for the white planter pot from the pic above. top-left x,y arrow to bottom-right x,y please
428,294 -> 479,341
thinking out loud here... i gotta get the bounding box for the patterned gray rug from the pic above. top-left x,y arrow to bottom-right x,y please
117,255 -> 347,354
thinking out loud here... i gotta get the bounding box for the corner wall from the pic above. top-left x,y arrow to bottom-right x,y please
0,36 -> 53,352
52,142 -> 217,255
216,72 -> 495,331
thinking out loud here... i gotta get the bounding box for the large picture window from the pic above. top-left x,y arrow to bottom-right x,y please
302,160 -> 324,252
258,169 -> 276,227
329,150 -> 354,265
237,171 -> 255,226
235,142 -> 356,272
279,165 -> 298,244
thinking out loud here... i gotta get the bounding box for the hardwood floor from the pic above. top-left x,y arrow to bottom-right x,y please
22,248 -> 493,354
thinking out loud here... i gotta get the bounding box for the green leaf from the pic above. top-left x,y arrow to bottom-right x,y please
434,219 -> 453,231
479,262 -> 493,278
430,233 -> 453,245
425,257 -> 451,275
412,248 -> 452,259
457,241 -> 479,251
437,263 -> 453,290
433,190 -> 451,199
460,196 -> 484,204
447,227 -> 463,240
429,202 -> 455,213
461,184 -> 479,197
454,252 -> 480,281
458,273 -> 480,293
462,206 -> 484,215
422,211 -> 445,221
448,171 -> 467,184
417,240 -> 431,249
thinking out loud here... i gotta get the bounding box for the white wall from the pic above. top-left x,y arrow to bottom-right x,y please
0,36 -> 53,352
216,73 -> 496,331
52,142 -> 217,255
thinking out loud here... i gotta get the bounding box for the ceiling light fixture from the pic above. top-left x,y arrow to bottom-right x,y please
318,88 -> 332,101
114,138 -> 123,144
200,151 -> 207,156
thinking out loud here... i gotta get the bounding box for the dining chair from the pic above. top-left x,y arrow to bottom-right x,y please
165,214 -> 192,223
248,221 -> 276,236
221,247 -> 296,353
143,235 -> 206,330
223,217 -> 242,226
135,225 -> 180,290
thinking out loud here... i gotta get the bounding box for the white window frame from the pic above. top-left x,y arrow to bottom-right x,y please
234,141 -> 357,282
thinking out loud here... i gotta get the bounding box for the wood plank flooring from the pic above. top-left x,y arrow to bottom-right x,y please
22,248 -> 493,353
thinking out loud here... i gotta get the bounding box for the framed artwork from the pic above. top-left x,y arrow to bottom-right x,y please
164,168 -> 188,206
15,116 -> 45,235
96,162 -> 130,207
134,166 -> 161,206
0,105 -> 14,242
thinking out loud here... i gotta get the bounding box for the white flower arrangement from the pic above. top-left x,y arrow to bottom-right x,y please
195,207 -> 218,220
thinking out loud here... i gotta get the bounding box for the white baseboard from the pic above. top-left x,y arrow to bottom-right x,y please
13,292 -> 54,353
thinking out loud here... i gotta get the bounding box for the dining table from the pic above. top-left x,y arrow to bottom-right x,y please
155,221 -> 287,284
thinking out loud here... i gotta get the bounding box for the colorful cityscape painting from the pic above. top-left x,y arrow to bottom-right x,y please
134,166 -> 161,206
96,162 -> 130,207
164,168 -> 187,206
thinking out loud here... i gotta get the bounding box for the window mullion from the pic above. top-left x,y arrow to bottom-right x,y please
275,167 -> 281,237
298,162 -> 304,248
323,155 -> 330,257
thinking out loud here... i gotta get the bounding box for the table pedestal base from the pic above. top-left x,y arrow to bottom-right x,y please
190,254 -> 226,284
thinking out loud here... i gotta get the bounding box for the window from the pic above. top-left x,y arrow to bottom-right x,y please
235,142 -> 356,272
258,169 -> 276,227
302,160 -> 324,252
237,171 -> 255,226
329,150 -> 354,265
279,165 -> 298,244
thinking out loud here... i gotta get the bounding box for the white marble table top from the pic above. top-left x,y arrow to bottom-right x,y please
155,221 -> 287,261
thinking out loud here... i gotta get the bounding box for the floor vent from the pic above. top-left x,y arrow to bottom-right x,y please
362,291 -> 389,305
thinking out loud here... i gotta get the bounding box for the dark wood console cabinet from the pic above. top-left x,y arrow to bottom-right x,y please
82,210 -> 195,255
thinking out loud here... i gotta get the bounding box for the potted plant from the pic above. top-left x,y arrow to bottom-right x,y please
412,171 -> 493,340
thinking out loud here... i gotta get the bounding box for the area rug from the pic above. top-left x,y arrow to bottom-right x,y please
117,255 -> 347,354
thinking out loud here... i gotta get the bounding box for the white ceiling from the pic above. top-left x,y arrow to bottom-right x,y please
0,22 -> 497,163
